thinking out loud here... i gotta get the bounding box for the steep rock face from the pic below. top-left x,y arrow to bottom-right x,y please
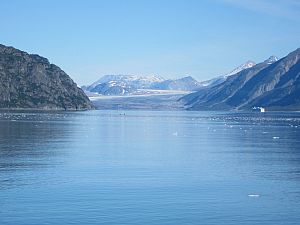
182,62 -> 270,110
238,50 -> 300,110
181,48 -> 300,111
227,49 -> 299,109
0,44 -> 93,110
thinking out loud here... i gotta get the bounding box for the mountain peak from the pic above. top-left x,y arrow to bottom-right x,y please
264,55 -> 278,64
226,60 -> 256,77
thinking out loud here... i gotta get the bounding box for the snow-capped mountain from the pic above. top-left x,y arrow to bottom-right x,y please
84,56 -> 279,96
89,80 -> 136,96
87,75 -> 165,91
225,60 -> 256,77
85,75 -> 203,95
264,55 -> 278,64
83,55 -> 279,96
198,60 -> 257,88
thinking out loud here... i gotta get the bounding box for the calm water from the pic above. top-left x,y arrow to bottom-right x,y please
0,110 -> 300,225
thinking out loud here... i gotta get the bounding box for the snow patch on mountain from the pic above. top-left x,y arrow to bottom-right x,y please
198,60 -> 257,88
85,75 -> 203,95
88,75 -> 165,90
225,60 -> 256,77
264,55 -> 278,64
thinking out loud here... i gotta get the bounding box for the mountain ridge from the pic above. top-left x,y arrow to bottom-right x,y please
198,59 -> 259,88
84,58 -> 277,97
84,75 -> 202,95
180,48 -> 300,111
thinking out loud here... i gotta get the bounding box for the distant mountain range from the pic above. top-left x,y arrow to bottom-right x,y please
180,49 -> 299,111
83,60 -> 264,96
83,75 -> 203,96
86,74 -> 165,90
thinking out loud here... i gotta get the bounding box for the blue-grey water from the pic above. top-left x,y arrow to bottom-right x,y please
0,110 -> 300,225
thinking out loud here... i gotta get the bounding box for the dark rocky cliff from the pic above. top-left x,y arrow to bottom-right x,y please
0,44 -> 93,110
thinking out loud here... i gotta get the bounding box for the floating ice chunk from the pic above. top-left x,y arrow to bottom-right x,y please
172,132 -> 178,136
248,194 -> 260,197
273,137 -> 280,139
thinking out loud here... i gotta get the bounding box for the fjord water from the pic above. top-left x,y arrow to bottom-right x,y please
0,110 -> 300,225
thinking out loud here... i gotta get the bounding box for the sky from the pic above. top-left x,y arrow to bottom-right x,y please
1,0 -> 300,85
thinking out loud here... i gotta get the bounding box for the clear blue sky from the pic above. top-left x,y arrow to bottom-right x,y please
1,0 -> 299,85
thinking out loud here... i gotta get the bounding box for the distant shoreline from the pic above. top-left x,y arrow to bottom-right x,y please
0,108 -> 299,113
0,108 -> 92,112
